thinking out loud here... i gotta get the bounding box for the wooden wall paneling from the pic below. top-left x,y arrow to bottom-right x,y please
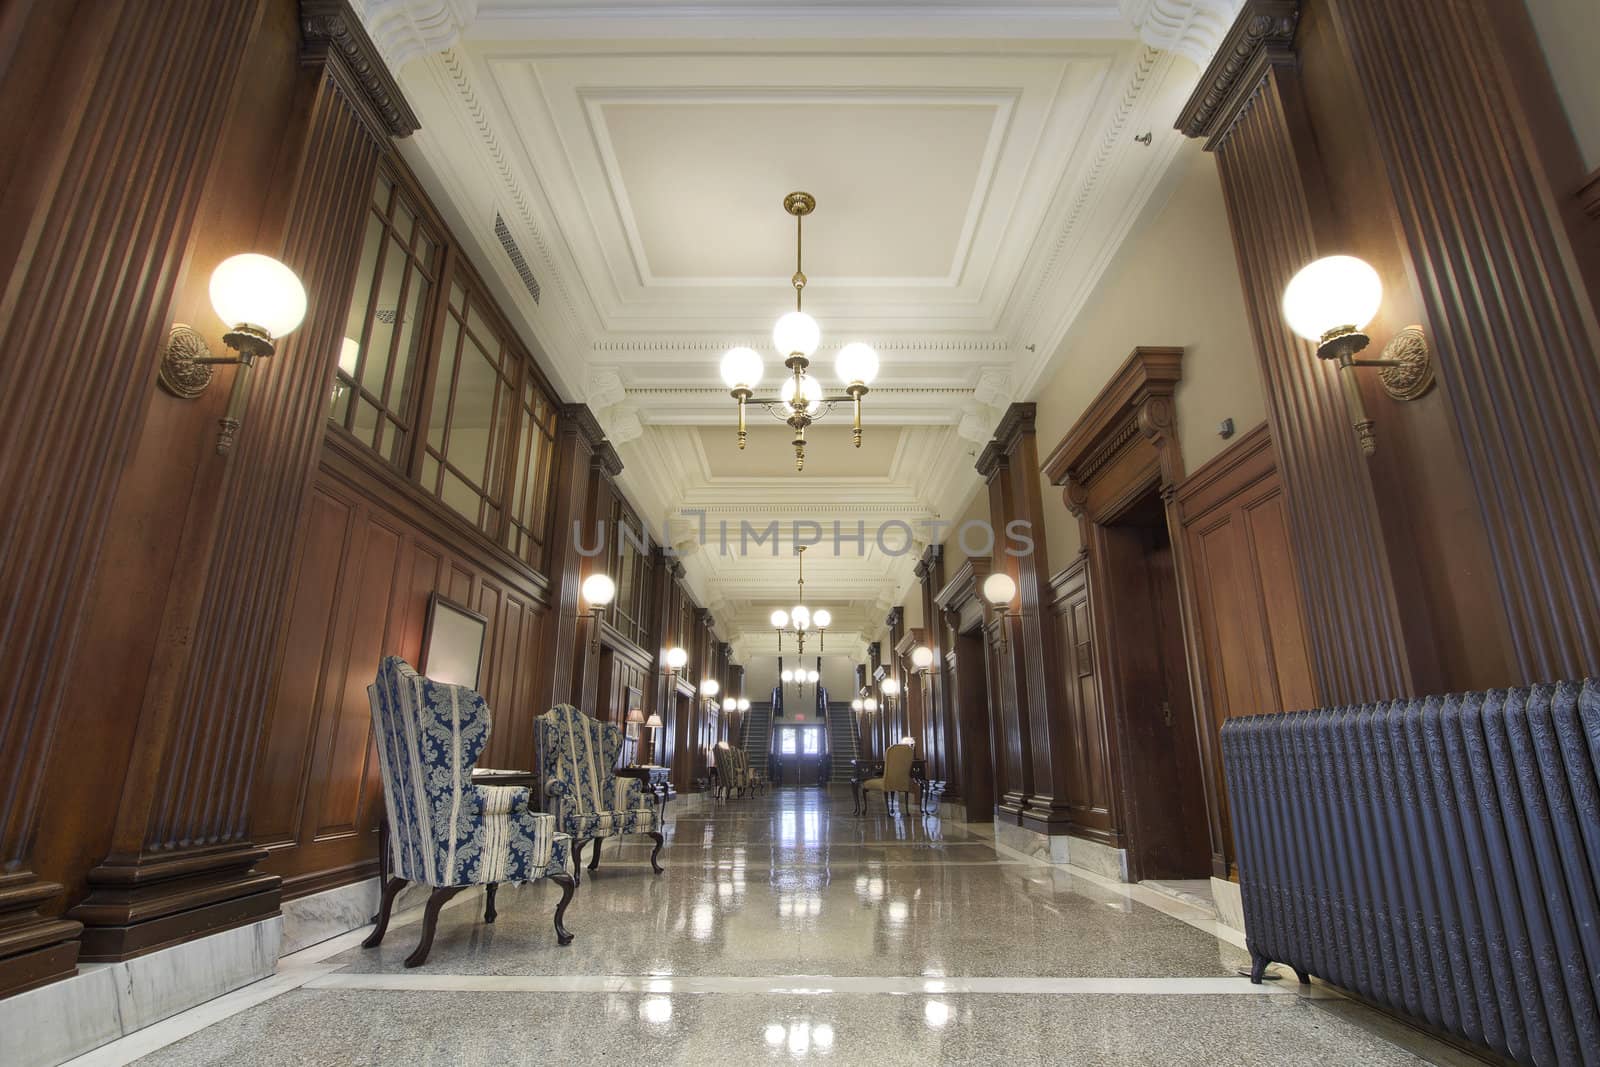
68,6 -> 414,960
1175,422 -> 1316,875
0,0 -> 268,995
1324,0 -> 1600,682
934,558 -> 997,822
976,443 -> 1033,823
913,545 -> 949,788
1176,3 -> 1416,705
1046,555 -> 1115,842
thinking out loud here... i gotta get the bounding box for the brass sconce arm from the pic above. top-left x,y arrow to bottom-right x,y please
1315,324 -> 1434,457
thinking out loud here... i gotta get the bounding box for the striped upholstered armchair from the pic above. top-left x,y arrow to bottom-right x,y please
535,704 -> 665,885
364,657 -> 576,966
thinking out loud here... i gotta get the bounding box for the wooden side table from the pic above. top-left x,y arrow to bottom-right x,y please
616,764 -> 672,820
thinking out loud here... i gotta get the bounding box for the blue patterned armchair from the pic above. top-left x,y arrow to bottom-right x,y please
365,657 -> 576,966
535,704 -> 664,884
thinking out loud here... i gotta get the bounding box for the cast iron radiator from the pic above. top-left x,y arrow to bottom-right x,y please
1221,681 -> 1600,1066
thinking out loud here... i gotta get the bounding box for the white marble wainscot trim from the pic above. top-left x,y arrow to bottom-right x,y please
1211,875 -> 1247,934
992,821 -> 1131,881
0,916 -> 281,1067
280,878 -> 384,955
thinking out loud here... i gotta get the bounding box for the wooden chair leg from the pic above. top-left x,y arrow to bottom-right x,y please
571,839 -> 586,886
587,837 -> 603,872
648,831 -> 665,874
363,877 -> 406,949
405,886 -> 466,968
552,874 -> 577,946
484,882 -> 498,924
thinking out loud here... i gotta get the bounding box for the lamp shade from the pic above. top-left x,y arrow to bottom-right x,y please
812,608 -> 832,629
982,572 -> 1018,606
900,736 -> 916,746
626,708 -> 645,723
791,605 -> 811,631
835,341 -> 879,387
782,669 -> 795,682
780,374 -> 823,415
770,609 -> 790,629
773,310 -> 820,358
720,346 -> 764,391
807,669 -> 820,684
209,254 -> 307,338
701,678 -> 720,697
665,646 -> 688,671
910,645 -> 934,670
851,698 -> 863,711
645,713 -> 663,728
581,573 -> 616,607
338,337 -> 361,378
881,677 -> 901,697
738,698 -> 752,712
1282,255 -> 1382,342
863,697 -> 878,712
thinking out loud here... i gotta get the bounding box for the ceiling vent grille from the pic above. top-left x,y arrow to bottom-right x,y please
495,212 -> 540,305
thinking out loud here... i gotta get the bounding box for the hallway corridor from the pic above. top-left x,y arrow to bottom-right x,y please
75,791 -> 1473,1065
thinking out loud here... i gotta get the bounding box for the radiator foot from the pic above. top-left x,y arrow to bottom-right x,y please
1248,948 -> 1271,984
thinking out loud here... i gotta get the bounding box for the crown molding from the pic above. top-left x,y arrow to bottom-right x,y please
1120,0 -> 1245,65
352,0 -> 478,70
1174,0 -> 1299,144
303,0 -> 422,137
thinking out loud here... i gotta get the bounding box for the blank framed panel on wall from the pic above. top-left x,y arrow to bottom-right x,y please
421,593 -> 488,690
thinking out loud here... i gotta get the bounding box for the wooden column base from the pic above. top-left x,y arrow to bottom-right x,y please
0,874 -> 83,998
1020,798 -> 1076,835
68,844 -> 281,963
996,794 -> 1029,822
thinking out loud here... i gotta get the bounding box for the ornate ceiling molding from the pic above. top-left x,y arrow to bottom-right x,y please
1174,0 -> 1299,144
352,0 -> 478,71
1120,0 -> 1246,66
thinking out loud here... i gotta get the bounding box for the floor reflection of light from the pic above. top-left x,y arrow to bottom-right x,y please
788,1023 -> 810,1055
641,997 -> 673,1026
813,1023 -> 835,1049
765,1024 -> 786,1048
691,902 -> 714,940
888,900 -> 909,923
924,1000 -> 950,1029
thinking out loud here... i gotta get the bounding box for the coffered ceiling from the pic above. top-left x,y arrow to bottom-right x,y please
356,0 -> 1242,663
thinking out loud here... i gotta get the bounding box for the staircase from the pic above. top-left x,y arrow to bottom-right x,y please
825,699 -> 858,782
741,700 -> 773,774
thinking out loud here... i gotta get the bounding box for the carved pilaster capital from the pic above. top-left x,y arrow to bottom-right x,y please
1175,0 -> 1301,143
301,0 -> 420,138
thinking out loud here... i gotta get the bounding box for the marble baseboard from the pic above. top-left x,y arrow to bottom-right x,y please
1211,876 -> 1246,934
0,915 -> 280,1067
281,879 -> 382,956
993,822 -> 1131,882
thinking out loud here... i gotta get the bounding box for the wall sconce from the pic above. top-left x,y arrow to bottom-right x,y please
580,573 -> 616,653
862,696 -> 878,714
700,677 -> 720,706
909,645 -> 935,674
851,697 -> 864,713
982,572 -> 1020,653
880,676 -> 901,715
159,254 -> 308,455
662,646 -> 688,695
625,707 -> 645,766
1282,255 -> 1434,456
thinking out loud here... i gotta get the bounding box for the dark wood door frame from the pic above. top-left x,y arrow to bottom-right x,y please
1042,347 -> 1219,881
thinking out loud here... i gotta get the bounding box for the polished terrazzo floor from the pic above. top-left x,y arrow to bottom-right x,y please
77,787 -> 1481,1065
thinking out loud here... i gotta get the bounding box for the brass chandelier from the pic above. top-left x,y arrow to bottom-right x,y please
770,545 -> 831,654
719,192 -> 881,471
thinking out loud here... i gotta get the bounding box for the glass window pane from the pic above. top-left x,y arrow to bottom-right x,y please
389,270 -> 429,411
361,233 -> 401,396
442,471 -> 478,521
430,314 -> 460,451
329,379 -> 352,425
353,398 -> 380,447
422,453 -> 440,493
451,333 -> 499,487
342,213 -> 386,378
780,729 -> 797,756
803,729 -> 820,755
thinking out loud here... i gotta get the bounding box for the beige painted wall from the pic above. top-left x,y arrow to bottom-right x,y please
1527,0 -> 1600,170
1031,141 -> 1265,569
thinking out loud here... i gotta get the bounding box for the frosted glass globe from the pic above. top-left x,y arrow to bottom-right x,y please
782,669 -> 795,683
807,670 -> 820,684
773,310 -> 820,357
665,647 -> 688,670
911,645 -> 934,670
835,341 -> 879,386
1282,255 -> 1382,342
701,678 -> 720,697
982,572 -> 1018,606
580,573 -> 615,607
770,609 -> 790,629
780,374 -> 823,415
739,698 -> 752,712
881,677 -> 901,696
863,697 -> 878,712
209,254 -> 306,338
791,605 -> 811,631
851,698 -> 863,711
720,346 -> 763,390
812,609 -> 832,629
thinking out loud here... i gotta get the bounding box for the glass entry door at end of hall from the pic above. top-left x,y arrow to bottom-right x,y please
776,723 -> 824,786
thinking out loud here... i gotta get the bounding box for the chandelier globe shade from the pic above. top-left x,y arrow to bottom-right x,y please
835,342 -> 879,387
720,346 -> 764,391
780,374 -> 824,415
770,609 -> 790,629
982,572 -> 1018,606
580,573 -> 615,607
1282,255 -> 1382,343
664,647 -> 688,671
808,670 -> 820,684
781,669 -> 794,683
812,608 -> 832,629
773,310 -> 820,358
210,254 -> 307,340
791,605 -> 811,631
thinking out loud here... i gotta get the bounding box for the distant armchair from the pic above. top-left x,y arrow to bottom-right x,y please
713,742 -> 749,801
861,742 -> 915,815
535,705 -> 664,884
365,657 -> 575,967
